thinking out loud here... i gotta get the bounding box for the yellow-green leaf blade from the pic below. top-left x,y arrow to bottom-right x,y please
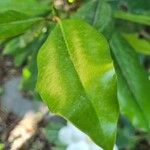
37,19 -> 119,150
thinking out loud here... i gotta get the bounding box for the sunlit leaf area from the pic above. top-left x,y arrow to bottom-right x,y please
0,0 -> 150,150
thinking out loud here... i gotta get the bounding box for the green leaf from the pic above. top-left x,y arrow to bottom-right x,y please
0,0 -> 50,16
116,0 -> 150,15
110,33 -> 150,131
37,19 -> 119,150
123,33 -> 150,55
72,0 -> 113,38
114,11 -> 150,26
0,10 -> 43,39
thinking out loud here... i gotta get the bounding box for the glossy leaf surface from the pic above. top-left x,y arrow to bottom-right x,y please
37,19 -> 119,150
0,10 -> 43,39
110,34 -> 150,131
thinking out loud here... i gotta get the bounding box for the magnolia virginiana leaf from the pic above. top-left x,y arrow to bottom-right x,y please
0,10 -> 43,39
37,19 -> 119,150
0,0 -> 49,16
110,33 -> 150,131
114,11 -> 150,26
123,33 -> 150,55
72,0 -> 113,38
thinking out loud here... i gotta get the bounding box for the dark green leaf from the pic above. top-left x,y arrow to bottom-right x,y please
0,10 -> 43,39
37,19 -> 119,150
110,33 -> 150,131
116,0 -> 150,15
72,0 -> 113,38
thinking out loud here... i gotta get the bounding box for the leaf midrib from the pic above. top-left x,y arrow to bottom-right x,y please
58,20 -> 106,141
92,0 -> 101,26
